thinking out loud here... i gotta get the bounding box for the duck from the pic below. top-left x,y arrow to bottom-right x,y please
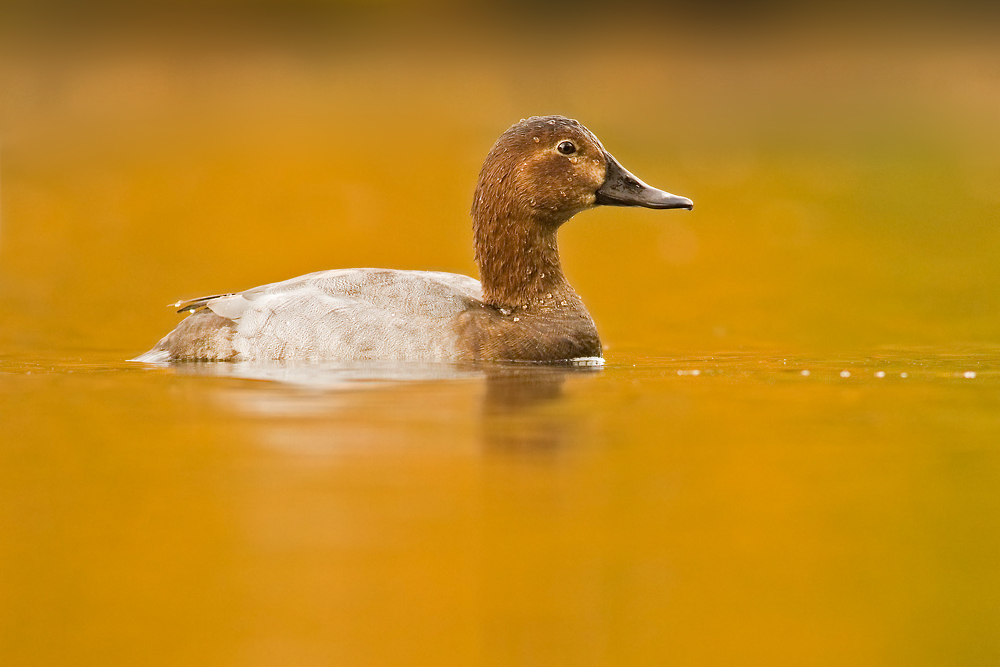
132,115 -> 693,364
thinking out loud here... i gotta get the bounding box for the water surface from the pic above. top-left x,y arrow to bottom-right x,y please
2,348 -> 998,666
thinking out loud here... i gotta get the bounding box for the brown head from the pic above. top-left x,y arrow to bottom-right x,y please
471,115 -> 692,307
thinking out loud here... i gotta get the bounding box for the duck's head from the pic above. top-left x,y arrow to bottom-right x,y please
472,115 -> 693,230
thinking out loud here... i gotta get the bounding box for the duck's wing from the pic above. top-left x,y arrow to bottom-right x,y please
228,269 -> 485,360
180,268 -> 483,320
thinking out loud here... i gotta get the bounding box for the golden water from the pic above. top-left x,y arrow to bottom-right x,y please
2,12 -> 1000,666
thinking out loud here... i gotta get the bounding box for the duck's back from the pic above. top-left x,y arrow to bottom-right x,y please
135,269 -> 485,362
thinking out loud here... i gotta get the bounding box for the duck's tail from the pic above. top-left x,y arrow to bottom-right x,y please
172,293 -> 235,314
130,310 -> 239,362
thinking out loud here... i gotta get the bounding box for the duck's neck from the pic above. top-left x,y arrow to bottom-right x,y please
473,210 -> 573,309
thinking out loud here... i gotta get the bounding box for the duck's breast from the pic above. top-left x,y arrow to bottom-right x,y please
215,269 -> 484,361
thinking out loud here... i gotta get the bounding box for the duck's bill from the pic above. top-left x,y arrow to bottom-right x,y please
595,153 -> 694,210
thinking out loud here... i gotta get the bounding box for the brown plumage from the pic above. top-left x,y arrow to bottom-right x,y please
132,115 -> 692,364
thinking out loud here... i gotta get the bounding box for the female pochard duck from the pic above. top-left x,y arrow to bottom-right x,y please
134,115 -> 693,364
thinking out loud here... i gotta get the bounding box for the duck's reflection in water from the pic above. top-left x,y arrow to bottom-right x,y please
478,364 -> 591,453
166,360 -> 601,454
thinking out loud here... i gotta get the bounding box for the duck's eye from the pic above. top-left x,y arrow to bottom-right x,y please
557,140 -> 577,155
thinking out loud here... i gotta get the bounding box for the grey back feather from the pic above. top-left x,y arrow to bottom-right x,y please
198,269 -> 484,361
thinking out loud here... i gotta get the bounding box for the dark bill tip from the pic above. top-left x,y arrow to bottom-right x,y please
596,153 -> 693,210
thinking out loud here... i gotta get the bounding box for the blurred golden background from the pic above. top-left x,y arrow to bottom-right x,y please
3,1 -> 1000,356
